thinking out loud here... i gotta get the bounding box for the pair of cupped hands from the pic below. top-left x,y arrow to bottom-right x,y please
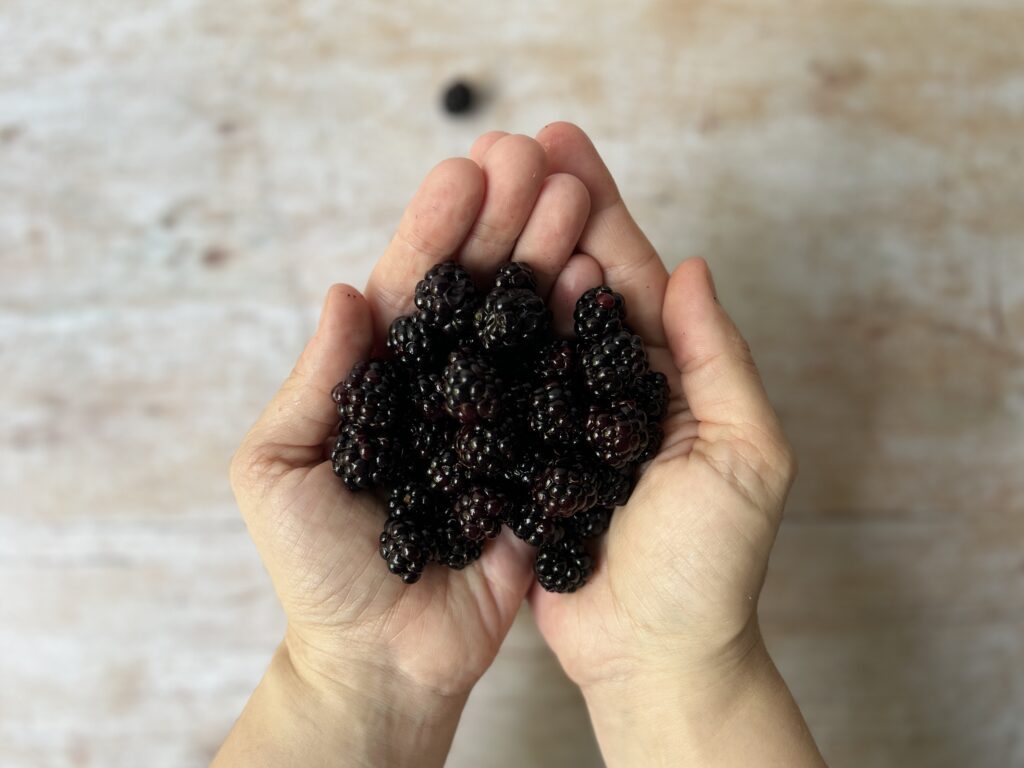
219,124 -> 809,767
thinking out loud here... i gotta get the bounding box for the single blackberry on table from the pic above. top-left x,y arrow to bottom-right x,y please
442,352 -> 502,424
387,482 -> 441,524
415,260 -> 480,336
639,422 -> 664,462
409,372 -> 447,423
494,261 -> 538,291
332,359 -> 400,430
431,513 -> 484,569
596,467 -> 632,508
528,379 -> 581,450
506,505 -> 564,547
426,449 -> 471,496
569,506 -> 613,539
474,287 -> 550,350
532,463 -> 599,518
379,517 -> 431,584
532,338 -> 576,382
535,535 -> 593,593
331,425 -> 401,491
386,314 -> 444,370
581,331 -> 647,401
585,400 -> 650,469
455,486 -> 509,541
574,286 -> 626,341
410,419 -> 453,461
455,421 -> 518,480
636,370 -> 670,421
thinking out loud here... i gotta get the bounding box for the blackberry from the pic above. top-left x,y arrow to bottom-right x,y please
532,464 -> 598,518
431,513 -> 484,569
535,535 -> 593,593
636,370 -> 670,421
585,400 -> 650,469
506,505 -> 563,547
386,314 -> 443,370
494,261 -> 538,291
596,467 -> 632,508
503,452 -> 546,492
474,287 -> 550,350
570,506 -> 612,539
455,421 -> 518,479
573,286 -> 625,341
639,422 -> 664,462
528,380 -> 581,450
410,372 -> 447,423
379,518 -> 431,584
332,359 -> 400,430
455,486 -> 509,541
442,352 -> 502,424
411,419 -> 453,461
533,338 -> 576,382
442,81 -> 475,115
331,425 -> 401,491
581,331 -> 647,401
426,449 -> 471,496
387,482 -> 440,524
415,261 -> 479,336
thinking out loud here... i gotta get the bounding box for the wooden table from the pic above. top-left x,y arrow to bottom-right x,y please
2,1 -> 1022,765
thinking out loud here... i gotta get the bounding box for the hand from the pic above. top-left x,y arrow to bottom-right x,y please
216,134 -> 596,767
524,123 -> 823,766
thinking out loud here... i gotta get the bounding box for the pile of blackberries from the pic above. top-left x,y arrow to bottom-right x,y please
330,261 -> 667,592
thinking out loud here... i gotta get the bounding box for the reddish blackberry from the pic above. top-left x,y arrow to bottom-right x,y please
387,482 -> 440,524
639,422 -> 664,462
528,380 -> 581,450
636,370 -> 670,421
532,464 -> 599,518
455,421 -> 518,479
379,518 -> 431,584
573,286 -> 625,341
410,372 -> 446,423
455,486 -> 509,541
442,352 -> 502,424
494,261 -> 538,291
415,261 -> 479,336
596,467 -> 632,508
569,506 -> 612,539
535,535 -> 593,593
431,514 -> 484,569
331,425 -> 401,491
426,449 -> 471,496
585,400 -> 650,469
332,359 -> 400,430
411,419 -> 453,461
506,505 -> 564,547
474,287 -> 550,350
581,331 -> 647,401
387,314 -> 443,370
533,338 -> 576,382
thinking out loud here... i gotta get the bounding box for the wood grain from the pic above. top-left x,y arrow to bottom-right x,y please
1,0 -> 1022,765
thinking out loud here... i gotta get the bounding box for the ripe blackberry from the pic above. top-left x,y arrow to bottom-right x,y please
581,331 -> 647,401
569,506 -> 612,539
494,261 -> 538,291
585,400 -> 650,469
533,338 -> 576,382
331,425 -> 401,491
574,286 -> 625,341
410,372 -> 446,423
379,518 -> 431,584
431,514 -> 484,569
442,352 -> 502,424
386,314 -> 443,370
415,260 -> 479,336
474,287 -> 550,350
636,370 -> 670,421
506,505 -> 563,547
426,449 -> 471,496
596,467 -> 632,508
455,486 -> 509,541
532,464 -> 599,518
387,482 -> 440,524
332,359 -> 400,430
535,535 -> 593,593
639,422 -> 664,462
529,380 -> 581,450
503,452 -> 546,492
411,419 -> 453,461
455,421 -> 518,479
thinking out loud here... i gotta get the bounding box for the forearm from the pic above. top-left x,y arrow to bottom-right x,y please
212,640 -> 467,768
583,632 -> 825,767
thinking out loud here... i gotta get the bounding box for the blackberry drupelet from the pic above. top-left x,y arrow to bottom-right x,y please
474,287 -> 550,350
570,506 -> 612,539
442,352 -> 502,424
455,421 -> 518,480
379,517 -> 431,584
585,400 -> 650,469
529,379 -> 581,450
425,449 -> 471,496
636,370 -> 670,421
331,425 -> 401,491
431,514 -> 484,569
535,535 -> 593,593
494,261 -> 538,291
573,286 -> 626,341
581,331 -> 647,401
532,463 -> 599,518
332,359 -> 400,430
387,314 -> 443,370
410,372 -> 447,423
506,505 -> 563,547
455,486 -> 509,541
415,260 -> 479,336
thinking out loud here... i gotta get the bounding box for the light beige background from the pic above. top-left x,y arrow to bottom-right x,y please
2,1 -> 1022,766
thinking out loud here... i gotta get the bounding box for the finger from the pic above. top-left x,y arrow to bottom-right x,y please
365,158 -> 485,340
235,284 -> 373,478
547,252 -> 604,337
511,173 -> 591,299
469,130 -> 509,165
536,121 -> 669,346
457,134 -> 548,279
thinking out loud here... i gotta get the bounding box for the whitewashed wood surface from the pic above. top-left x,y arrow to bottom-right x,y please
2,1 -> 1023,766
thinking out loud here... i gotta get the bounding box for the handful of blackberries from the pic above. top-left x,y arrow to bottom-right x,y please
330,260 -> 668,592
